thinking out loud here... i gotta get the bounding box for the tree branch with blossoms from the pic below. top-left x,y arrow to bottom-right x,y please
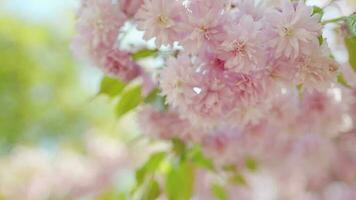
71,0 -> 356,199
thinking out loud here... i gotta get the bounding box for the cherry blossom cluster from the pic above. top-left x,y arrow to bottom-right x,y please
71,0 -> 338,127
71,0 -> 356,199
138,66 -> 356,199
0,135 -> 143,200
136,0 -> 338,128
71,0 -> 143,82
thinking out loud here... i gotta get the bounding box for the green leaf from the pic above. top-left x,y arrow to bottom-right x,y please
172,138 -> 187,158
132,49 -> 158,61
99,76 -> 126,97
337,72 -> 352,88
118,193 -> 128,200
297,84 -> 304,96
245,156 -> 258,171
165,162 -> 194,200
136,152 -> 167,186
312,6 -> 324,19
229,173 -> 247,186
116,85 -> 142,117
188,145 -> 215,170
223,164 -> 237,172
97,188 -> 124,200
142,179 -> 161,200
211,184 -> 228,200
318,35 -> 324,45
144,88 -> 168,111
345,36 -> 356,71
346,14 -> 356,36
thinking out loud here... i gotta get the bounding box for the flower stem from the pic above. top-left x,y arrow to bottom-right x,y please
322,16 -> 347,25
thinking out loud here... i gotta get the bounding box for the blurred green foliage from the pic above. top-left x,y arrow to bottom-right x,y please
0,15 -> 105,150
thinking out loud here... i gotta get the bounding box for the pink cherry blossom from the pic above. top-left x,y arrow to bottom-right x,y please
293,43 -> 338,90
71,0 -> 144,82
218,15 -> 265,73
102,49 -> 141,82
72,0 -> 127,60
297,90 -> 346,137
265,0 -> 322,59
137,106 -> 196,141
67,0 -> 356,198
119,0 -> 143,18
232,0 -> 267,21
135,0 -> 186,47
333,133 -> 356,185
159,54 -> 200,110
160,54 -> 271,128
179,0 -> 227,54
160,55 -> 236,128
268,42 -> 339,90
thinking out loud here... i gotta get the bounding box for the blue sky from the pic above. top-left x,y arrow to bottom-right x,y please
1,0 -> 78,24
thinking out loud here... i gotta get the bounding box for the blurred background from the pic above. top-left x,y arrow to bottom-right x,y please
0,1 -> 143,199
0,0 -> 140,151
0,0 -> 355,199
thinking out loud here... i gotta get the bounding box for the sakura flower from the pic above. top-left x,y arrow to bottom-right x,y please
102,49 -> 141,82
265,0 -> 322,59
119,0 -> 143,17
160,55 -> 236,128
218,15 -> 265,73
160,53 -> 273,128
293,43 -> 338,90
269,42 -> 338,90
226,71 -> 272,108
137,106 -> 196,141
266,91 -> 300,132
202,130 -> 242,166
71,0 -> 140,81
159,55 -> 200,110
72,0 -> 127,60
179,0 -> 227,54
297,90 -> 346,137
333,133 -> 356,185
232,0 -> 267,21
135,0 -> 186,47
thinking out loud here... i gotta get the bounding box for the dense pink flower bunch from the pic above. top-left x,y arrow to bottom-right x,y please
72,0 -> 143,82
146,0 -> 337,128
72,0 -> 356,199
72,0 -> 339,127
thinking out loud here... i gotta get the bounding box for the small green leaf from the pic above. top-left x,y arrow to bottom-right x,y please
337,72 -> 352,88
188,145 -> 215,170
229,173 -> 247,186
245,156 -> 258,171
144,88 -> 168,111
345,36 -> 356,71
118,193 -> 128,200
211,184 -> 228,200
312,6 -> 324,19
297,84 -> 304,96
165,162 -> 194,200
142,179 -> 161,200
132,49 -> 158,61
97,188 -> 123,200
172,138 -> 187,158
318,35 -> 324,45
116,85 -> 142,117
346,14 -> 356,36
99,76 -> 126,97
136,152 -> 167,186
223,164 -> 237,172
